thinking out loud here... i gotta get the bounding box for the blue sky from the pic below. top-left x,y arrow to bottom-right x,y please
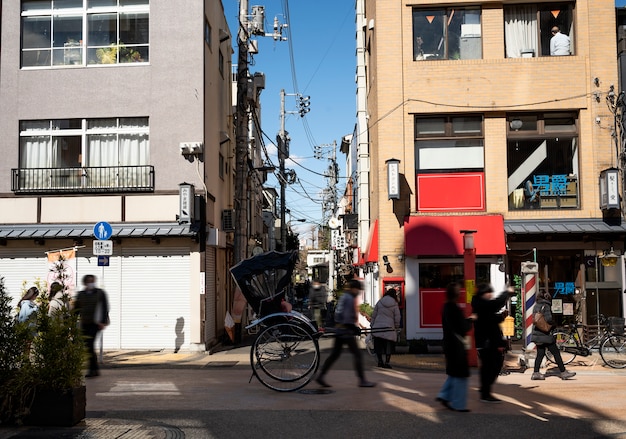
223,0 -> 356,242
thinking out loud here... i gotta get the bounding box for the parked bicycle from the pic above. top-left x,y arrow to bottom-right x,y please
547,314 -> 626,369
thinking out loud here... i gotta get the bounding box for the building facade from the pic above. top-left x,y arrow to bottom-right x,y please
358,0 -> 625,341
0,0 -> 236,350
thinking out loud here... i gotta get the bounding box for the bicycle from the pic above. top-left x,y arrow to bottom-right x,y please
547,314 -> 626,369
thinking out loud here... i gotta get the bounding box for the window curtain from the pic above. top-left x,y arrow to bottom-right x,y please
504,6 -> 537,58
20,136 -> 53,189
87,134 -> 117,188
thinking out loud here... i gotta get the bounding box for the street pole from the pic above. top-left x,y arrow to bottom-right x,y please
234,0 -> 250,264
461,230 -> 478,367
279,89 -> 287,250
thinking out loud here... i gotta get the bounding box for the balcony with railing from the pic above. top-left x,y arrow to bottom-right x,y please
11,166 -> 155,194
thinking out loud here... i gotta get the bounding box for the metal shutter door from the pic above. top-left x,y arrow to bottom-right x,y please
0,250 -> 50,309
119,248 -> 190,350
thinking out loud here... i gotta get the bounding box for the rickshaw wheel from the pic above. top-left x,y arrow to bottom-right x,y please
251,321 -> 320,392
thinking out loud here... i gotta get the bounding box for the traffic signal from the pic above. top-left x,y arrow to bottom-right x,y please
298,95 -> 310,117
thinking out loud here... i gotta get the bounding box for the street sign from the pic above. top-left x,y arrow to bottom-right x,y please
93,240 -> 113,256
93,221 -> 113,240
97,255 -> 110,266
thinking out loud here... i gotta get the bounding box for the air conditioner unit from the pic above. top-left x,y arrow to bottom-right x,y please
222,209 -> 235,231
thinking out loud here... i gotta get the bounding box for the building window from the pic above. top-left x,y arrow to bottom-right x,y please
415,115 -> 485,211
219,49 -> 224,77
413,7 -> 482,61
21,0 -> 149,68
18,117 -> 149,190
504,3 -> 574,58
415,115 -> 484,173
205,19 -> 212,47
507,113 -> 579,210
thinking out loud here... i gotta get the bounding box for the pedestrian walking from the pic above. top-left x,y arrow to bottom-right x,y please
74,274 -> 110,378
370,288 -> 401,368
437,282 -> 473,412
530,289 -> 576,380
316,279 -> 376,388
471,283 -> 511,403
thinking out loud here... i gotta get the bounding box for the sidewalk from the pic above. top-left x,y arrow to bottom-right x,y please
100,337 -> 626,376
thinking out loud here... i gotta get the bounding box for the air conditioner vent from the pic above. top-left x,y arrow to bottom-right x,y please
222,209 -> 235,231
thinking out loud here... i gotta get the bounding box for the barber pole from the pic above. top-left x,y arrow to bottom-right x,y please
521,262 -> 539,347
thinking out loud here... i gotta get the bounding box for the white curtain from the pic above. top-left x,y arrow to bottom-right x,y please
504,6 -> 537,58
87,134 -> 117,188
20,136 -> 55,189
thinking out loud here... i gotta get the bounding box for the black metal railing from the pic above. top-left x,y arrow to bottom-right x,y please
11,166 -> 155,194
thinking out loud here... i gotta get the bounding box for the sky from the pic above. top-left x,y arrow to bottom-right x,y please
223,0 -> 357,245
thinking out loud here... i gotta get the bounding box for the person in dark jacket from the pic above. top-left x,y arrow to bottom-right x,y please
436,282 -> 473,412
74,274 -> 110,378
471,283 -> 510,403
316,279 -> 375,388
530,289 -> 576,380
371,288 -> 401,368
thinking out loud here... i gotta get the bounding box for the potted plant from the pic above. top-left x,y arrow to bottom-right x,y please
0,256 -> 87,427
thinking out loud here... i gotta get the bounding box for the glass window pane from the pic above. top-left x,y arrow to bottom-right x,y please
416,117 -> 445,135
413,10 -> 445,60
120,12 -> 149,44
452,116 -> 482,134
121,0 -> 149,6
456,9 -> 482,60
509,115 -> 537,131
52,119 -> 81,130
53,15 -> 82,47
88,118 -> 117,129
53,0 -> 83,9
88,13 -> 117,46
23,16 -> 51,49
539,5 -> 572,57
21,120 -> 51,131
120,117 -> 148,128
88,0 -> 117,7
544,114 -> 576,132
22,1 -> 52,12
22,49 -> 51,66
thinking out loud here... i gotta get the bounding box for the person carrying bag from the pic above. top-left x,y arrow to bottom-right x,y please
530,289 -> 575,381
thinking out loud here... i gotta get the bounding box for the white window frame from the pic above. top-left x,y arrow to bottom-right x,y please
21,0 -> 150,69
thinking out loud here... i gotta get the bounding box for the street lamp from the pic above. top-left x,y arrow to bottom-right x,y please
460,229 -> 478,367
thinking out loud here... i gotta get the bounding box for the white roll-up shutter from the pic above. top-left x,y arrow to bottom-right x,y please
0,249 -> 50,307
119,248 -> 190,349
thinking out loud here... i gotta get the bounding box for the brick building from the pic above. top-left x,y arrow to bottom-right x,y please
356,0 -> 625,341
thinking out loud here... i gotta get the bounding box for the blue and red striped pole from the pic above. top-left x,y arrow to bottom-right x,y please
521,262 -> 539,347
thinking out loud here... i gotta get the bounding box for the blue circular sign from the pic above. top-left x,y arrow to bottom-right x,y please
93,221 -> 113,240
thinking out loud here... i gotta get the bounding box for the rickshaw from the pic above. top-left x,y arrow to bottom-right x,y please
230,250 -> 322,392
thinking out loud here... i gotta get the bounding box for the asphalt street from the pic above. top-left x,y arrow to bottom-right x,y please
3,339 -> 626,439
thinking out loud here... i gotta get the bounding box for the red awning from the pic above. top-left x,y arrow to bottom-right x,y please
404,215 -> 505,256
363,219 -> 379,263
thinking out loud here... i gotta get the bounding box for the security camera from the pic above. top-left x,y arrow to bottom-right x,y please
180,143 -> 191,155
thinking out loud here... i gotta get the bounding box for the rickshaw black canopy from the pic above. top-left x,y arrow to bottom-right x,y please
230,250 -> 298,316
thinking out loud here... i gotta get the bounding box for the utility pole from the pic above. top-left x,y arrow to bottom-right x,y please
234,0 -> 250,264
278,89 -> 289,250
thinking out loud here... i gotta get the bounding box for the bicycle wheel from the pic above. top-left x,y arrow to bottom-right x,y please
250,321 -> 319,392
546,331 -> 577,365
600,335 -> 626,369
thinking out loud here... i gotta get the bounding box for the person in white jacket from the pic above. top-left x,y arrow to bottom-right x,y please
371,288 -> 401,368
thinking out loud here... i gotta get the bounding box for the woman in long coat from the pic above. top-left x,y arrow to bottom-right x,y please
436,282 -> 472,412
370,288 -> 401,368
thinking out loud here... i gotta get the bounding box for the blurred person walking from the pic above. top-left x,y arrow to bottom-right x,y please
472,283 -> 511,403
74,274 -> 110,378
437,282 -> 473,412
530,289 -> 576,380
370,288 -> 401,368
316,279 -> 376,388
